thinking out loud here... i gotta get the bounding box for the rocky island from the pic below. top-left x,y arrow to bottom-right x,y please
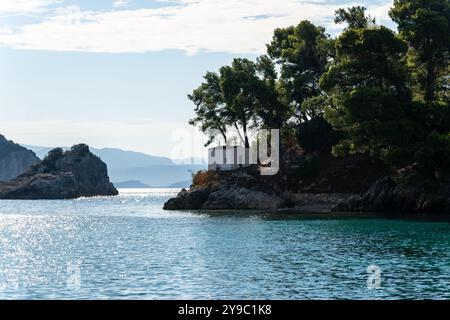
0,144 -> 118,199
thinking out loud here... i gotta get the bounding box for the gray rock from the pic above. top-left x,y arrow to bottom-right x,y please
202,187 -> 284,210
163,185 -> 285,210
333,176 -> 450,213
0,144 -> 118,199
163,187 -> 211,210
0,134 -> 40,181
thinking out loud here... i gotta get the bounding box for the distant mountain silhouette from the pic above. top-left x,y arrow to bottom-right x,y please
109,165 -> 203,187
114,180 -> 151,188
172,157 -> 206,165
166,180 -> 192,188
24,145 -> 174,167
24,144 -> 206,187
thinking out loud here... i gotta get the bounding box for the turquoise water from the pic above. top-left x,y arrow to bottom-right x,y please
0,189 -> 449,300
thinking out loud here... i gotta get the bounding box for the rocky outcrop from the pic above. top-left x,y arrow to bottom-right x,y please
0,135 -> 40,181
202,187 -> 284,210
163,186 -> 285,210
163,166 -> 289,210
0,144 -> 118,199
286,193 -> 352,207
333,177 -> 450,213
163,154 -> 388,212
163,187 -> 212,210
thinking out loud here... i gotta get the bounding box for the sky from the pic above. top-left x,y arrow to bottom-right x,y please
0,0 -> 395,158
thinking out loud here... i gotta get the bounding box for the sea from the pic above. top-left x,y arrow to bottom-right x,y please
0,189 -> 449,299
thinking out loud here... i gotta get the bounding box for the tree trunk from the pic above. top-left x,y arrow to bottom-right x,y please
424,36 -> 436,102
219,128 -> 227,144
242,116 -> 250,149
425,59 -> 436,101
233,122 -> 245,146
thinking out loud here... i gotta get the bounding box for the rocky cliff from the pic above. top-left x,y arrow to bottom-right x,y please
0,135 -> 40,181
163,166 -> 354,211
333,177 -> 450,214
164,186 -> 288,210
164,167 -> 285,210
163,152 -> 387,211
0,144 -> 118,199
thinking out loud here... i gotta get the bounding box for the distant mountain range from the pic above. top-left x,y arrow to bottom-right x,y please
172,157 -> 206,165
23,144 -> 205,188
23,145 -> 174,167
166,180 -> 192,188
113,180 -> 151,188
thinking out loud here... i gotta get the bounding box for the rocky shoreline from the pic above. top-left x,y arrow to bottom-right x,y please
163,166 -> 356,211
163,166 -> 450,214
333,177 -> 450,214
163,186 -> 352,211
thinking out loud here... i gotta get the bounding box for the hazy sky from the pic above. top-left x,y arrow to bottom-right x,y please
0,0 -> 394,158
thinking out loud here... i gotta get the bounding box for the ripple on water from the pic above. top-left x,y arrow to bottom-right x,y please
0,189 -> 449,299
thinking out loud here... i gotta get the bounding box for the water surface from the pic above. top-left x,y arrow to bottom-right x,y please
0,189 -> 449,299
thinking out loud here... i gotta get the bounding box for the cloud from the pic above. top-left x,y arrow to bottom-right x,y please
0,0 -> 60,15
368,2 -> 394,27
113,0 -> 131,8
0,0 -> 394,54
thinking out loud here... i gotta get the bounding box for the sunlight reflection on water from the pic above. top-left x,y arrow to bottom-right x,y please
0,189 -> 449,299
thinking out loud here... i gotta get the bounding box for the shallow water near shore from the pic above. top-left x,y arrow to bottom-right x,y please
0,188 -> 449,299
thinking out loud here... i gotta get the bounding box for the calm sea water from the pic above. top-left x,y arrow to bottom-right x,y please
0,189 -> 449,300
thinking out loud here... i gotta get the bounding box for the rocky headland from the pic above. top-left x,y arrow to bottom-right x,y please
163,154 -> 385,211
164,153 -> 450,214
0,144 -> 118,199
0,134 -> 40,181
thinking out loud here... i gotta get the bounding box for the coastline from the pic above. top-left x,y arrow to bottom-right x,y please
163,168 -> 450,215
186,208 -> 450,222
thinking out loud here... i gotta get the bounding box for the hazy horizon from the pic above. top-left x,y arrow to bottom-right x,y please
21,141 -> 208,162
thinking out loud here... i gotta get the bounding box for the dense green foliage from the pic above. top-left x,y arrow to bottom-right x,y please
320,26 -> 412,160
189,58 -> 290,148
334,6 -> 376,29
189,1 -> 449,181
297,116 -> 341,153
389,0 -> 450,101
188,72 -> 229,146
266,20 -> 335,123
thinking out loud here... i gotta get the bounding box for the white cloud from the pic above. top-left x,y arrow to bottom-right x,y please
368,2 -> 394,27
113,0 -> 131,8
0,0 -> 60,15
0,0 -> 394,54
